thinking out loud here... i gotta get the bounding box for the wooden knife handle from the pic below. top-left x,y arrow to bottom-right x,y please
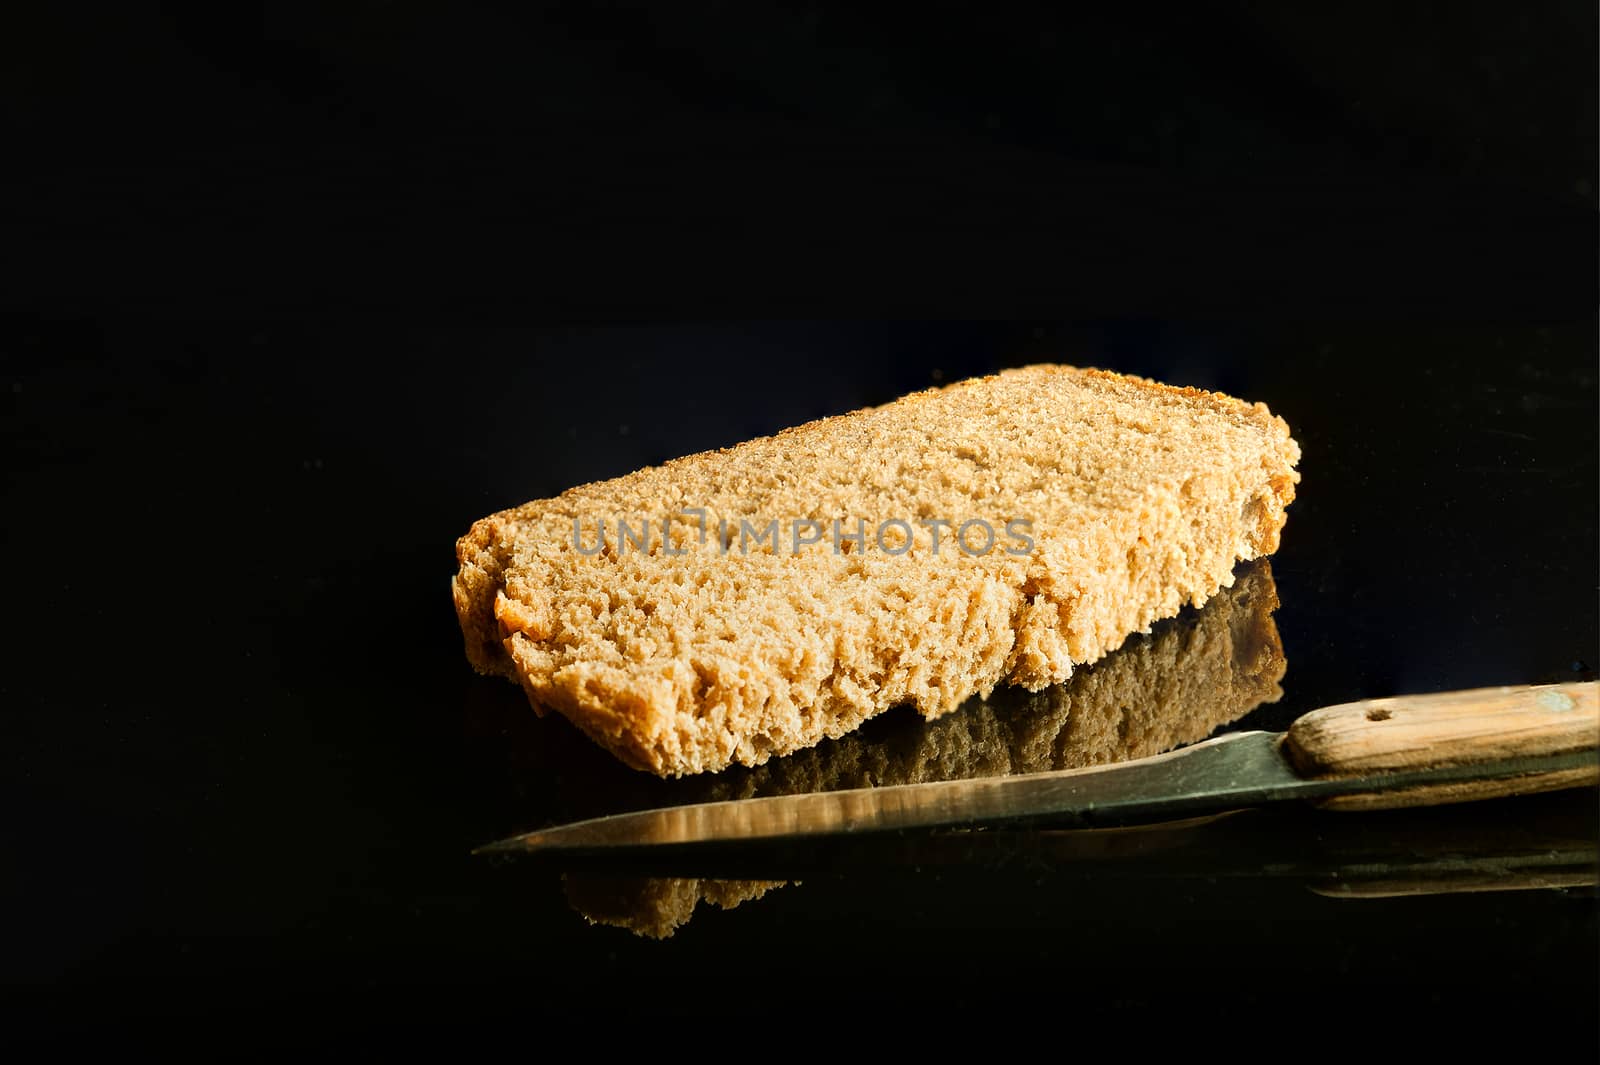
1283,681 -> 1599,811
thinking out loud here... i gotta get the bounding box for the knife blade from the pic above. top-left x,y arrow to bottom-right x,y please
476,681 -> 1599,857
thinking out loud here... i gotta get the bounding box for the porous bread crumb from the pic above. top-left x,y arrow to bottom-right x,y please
454,364 -> 1300,776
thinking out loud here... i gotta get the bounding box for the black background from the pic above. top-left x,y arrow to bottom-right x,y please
4,2 -> 1597,1049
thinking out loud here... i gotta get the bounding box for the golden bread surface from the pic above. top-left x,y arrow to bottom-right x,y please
454,365 -> 1299,776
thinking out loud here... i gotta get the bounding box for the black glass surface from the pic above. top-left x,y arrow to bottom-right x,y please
9,318 -> 1596,1040
5,4 -> 1596,1049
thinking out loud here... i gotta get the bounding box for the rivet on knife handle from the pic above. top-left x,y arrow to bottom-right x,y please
1282,681 -> 1600,811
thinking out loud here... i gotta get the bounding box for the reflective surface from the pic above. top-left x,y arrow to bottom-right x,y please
9,321 -> 1597,1038
9,4 -> 1596,1044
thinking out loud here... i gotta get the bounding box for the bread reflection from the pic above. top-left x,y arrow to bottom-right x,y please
560,559 -> 1285,937
560,876 -> 787,940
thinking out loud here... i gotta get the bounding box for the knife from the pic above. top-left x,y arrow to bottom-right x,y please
475,681 -> 1599,857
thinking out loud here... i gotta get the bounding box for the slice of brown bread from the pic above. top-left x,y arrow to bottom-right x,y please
454,364 -> 1299,776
